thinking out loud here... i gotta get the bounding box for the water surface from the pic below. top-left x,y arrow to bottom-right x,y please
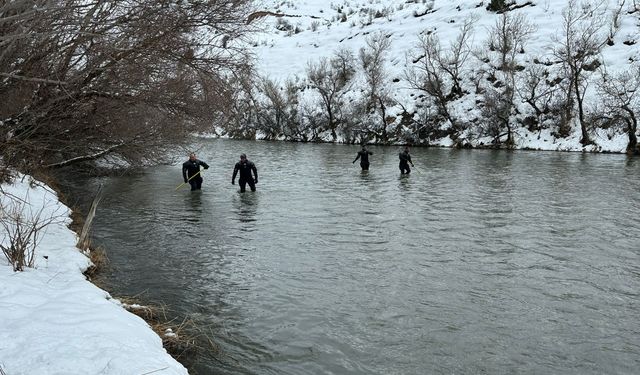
63,140 -> 640,374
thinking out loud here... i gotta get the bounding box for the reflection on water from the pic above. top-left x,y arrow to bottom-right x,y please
184,191 -> 203,219
61,140 -> 640,375
233,192 -> 259,224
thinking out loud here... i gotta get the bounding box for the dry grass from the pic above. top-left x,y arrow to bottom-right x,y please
66,203 -> 86,233
83,245 -> 109,279
115,295 -> 220,362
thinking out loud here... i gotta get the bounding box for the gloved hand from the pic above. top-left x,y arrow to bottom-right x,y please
352,161 -> 355,164
204,166 -> 209,169
184,179 -> 188,183
231,180 -> 235,185
254,178 -> 258,184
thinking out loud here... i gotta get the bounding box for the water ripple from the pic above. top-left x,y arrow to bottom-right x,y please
69,142 -> 640,375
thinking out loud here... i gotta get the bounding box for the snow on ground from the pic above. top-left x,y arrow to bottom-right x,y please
245,0 -> 639,152
0,175 -> 187,375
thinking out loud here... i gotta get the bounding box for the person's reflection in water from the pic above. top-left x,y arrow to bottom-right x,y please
359,168 -> 372,182
398,173 -> 411,190
183,190 -> 203,224
233,192 -> 259,226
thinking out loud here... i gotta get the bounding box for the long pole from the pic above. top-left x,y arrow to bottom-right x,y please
175,170 -> 202,191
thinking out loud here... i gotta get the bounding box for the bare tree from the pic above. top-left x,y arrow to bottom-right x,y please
405,18 -> 475,135
256,77 -> 300,140
440,17 -> 476,100
553,0 -> 608,145
279,80 -> 304,141
256,78 -> 286,139
516,63 -> 562,131
224,67 -> 259,139
488,13 -> 536,72
597,67 -> 640,154
0,0 -> 253,172
481,12 -> 535,147
331,47 -> 357,86
405,34 -> 452,127
306,54 -> 352,141
359,32 -> 393,143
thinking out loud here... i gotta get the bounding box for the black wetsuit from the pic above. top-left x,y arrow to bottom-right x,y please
232,160 -> 258,192
399,151 -> 412,174
182,159 -> 209,191
353,149 -> 373,170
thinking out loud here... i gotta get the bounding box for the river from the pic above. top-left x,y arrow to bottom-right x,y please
60,139 -> 640,374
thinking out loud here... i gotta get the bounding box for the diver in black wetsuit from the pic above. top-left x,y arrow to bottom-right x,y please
352,145 -> 373,171
182,153 -> 209,191
399,146 -> 414,174
232,154 -> 258,192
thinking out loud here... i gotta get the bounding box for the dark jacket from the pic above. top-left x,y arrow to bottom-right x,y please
399,151 -> 412,166
353,149 -> 373,164
182,159 -> 209,182
232,160 -> 257,182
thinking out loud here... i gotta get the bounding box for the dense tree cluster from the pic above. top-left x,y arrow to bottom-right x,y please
0,0 -> 252,174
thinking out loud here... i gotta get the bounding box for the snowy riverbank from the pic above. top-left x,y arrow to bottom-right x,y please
0,174 -> 187,375
204,124 -> 631,154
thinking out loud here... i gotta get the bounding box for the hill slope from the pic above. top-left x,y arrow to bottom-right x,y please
236,0 -> 640,153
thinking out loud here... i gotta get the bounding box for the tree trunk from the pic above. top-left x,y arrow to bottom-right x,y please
625,112 -> 638,155
378,96 -> 388,144
573,72 -> 591,145
506,121 -> 514,149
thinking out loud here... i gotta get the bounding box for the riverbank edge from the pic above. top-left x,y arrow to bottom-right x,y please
200,126 -> 637,155
0,171 -> 190,374
52,174 -> 203,371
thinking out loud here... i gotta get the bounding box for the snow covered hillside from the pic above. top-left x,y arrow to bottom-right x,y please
229,0 -> 640,153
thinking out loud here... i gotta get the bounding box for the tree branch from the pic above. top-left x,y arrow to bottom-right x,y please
45,143 -> 125,168
0,72 -> 68,85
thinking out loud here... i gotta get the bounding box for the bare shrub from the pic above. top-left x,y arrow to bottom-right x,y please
488,13 -> 535,71
0,194 -> 63,271
276,18 -> 294,32
517,63 -> 561,131
487,0 -> 508,12
480,86 -> 516,146
596,66 -> 640,154
410,104 -> 448,143
115,297 -> 218,361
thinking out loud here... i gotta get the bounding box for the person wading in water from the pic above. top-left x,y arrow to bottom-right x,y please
352,145 -> 373,171
399,146 -> 414,175
232,153 -> 258,192
182,153 -> 209,191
